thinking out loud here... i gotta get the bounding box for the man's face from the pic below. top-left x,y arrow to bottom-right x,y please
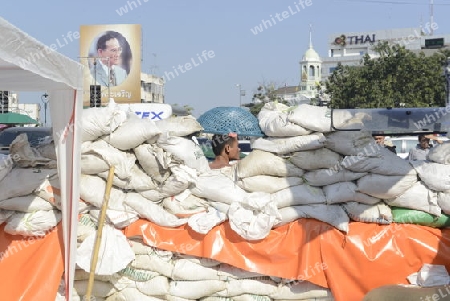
374,136 -> 385,145
226,137 -> 241,161
419,137 -> 430,149
98,38 -> 122,66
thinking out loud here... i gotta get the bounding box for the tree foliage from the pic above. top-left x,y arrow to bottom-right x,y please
324,41 -> 450,109
248,80 -> 287,117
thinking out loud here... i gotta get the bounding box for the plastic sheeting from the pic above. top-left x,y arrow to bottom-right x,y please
125,219 -> 450,301
0,223 -> 64,301
2,219 -> 450,301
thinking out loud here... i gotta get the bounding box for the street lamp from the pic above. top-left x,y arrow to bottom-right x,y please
236,84 -> 246,107
445,57 -> 450,107
41,93 -> 49,126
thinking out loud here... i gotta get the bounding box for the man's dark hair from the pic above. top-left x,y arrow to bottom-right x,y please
211,134 -> 234,156
96,31 -> 120,51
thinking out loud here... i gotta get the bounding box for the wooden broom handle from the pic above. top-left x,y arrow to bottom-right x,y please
85,166 -> 115,300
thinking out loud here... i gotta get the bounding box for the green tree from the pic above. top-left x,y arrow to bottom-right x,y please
325,41 -> 450,109
248,81 -> 287,116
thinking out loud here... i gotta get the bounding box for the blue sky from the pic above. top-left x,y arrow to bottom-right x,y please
2,0 -> 450,118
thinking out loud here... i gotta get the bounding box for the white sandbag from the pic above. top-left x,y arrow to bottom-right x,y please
82,102 -> 127,142
138,189 -> 166,203
34,173 -> 61,208
172,259 -> 221,281
385,181 -> 441,216
134,143 -> 171,184
73,269 -> 121,283
155,115 -> 203,137
215,278 -> 278,297
271,185 -> 326,208
290,148 -> 342,170
191,169 -> 248,205
81,139 -> 136,180
200,296 -> 270,301
0,209 -> 14,225
237,175 -> 303,193
269,280 -> 333,300
217,263 -> 265,280
103,112 -> 162,150
438,192 -> 450,215
411,160 -> 450,192
136,275 -> 170,297
106,288 -> 161,301
89,209 -> 139,230
0,154 -> 13,182
251,133 -> 326,155
9,133 -> 52,168
303,168 -> 367,187
166,295 -> 196,301
125,193 -> 188,227
341,201 -> 393,224
77,214 -> 97,242
160,164 -> 198,197
163,190 -> 209,218
275,204 -> 349,233
0,195 -> 53,212
236,150 -> 304,178
5,209 -> 61,236
76,224 -> 135,276
188,207 -> 227,235
343,147 -> 416,176
176,254 -> 221,268
323,182 -> 380,205
127,239 -> 155,255
287,104 -> 333,132
81,153 -> 110,175
98,163 -> 157,191
157,133 -> 210,174
131,254 -> 175,278
228,192 -> 281,240
118,265 -> 159,282
275,206 -> 307,225
427,142 -> 450,164
325,130 -> 383,156
35,140 -> 56,160
0,168 -> 57,201
257,102 -> 312,137
74,279 -> 117,298
169,280 -> 227,300
357,173 -> 418,200
79,175 -> 128,210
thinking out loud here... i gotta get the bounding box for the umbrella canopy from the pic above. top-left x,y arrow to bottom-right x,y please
0,112 -> 38,124
197,107 -> 264,137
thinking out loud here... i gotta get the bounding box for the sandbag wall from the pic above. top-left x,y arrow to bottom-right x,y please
67,102 -> 335,301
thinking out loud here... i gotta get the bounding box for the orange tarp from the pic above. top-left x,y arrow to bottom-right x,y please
0,223 -> 64,301
1,219 -> 450,301
125,219 -> 450,301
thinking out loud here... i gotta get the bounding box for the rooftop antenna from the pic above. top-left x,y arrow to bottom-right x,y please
430,0 -> 434,36
149,53 -> 159,76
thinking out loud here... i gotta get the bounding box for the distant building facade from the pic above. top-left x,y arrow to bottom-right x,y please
275,26 -> 450,105
141,73 -> 165,104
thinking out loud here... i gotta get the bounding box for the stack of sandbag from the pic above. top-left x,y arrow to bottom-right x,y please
252,102 -> 449,228
0,133 -> 62,238
67,232 -> 334,301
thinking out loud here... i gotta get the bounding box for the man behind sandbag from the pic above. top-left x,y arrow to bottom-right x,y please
209,132 -> 241,169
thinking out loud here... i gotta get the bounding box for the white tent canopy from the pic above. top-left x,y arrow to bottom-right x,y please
0,17 -> 84,300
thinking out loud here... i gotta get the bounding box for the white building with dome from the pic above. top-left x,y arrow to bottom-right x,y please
274,27 -> 323,105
